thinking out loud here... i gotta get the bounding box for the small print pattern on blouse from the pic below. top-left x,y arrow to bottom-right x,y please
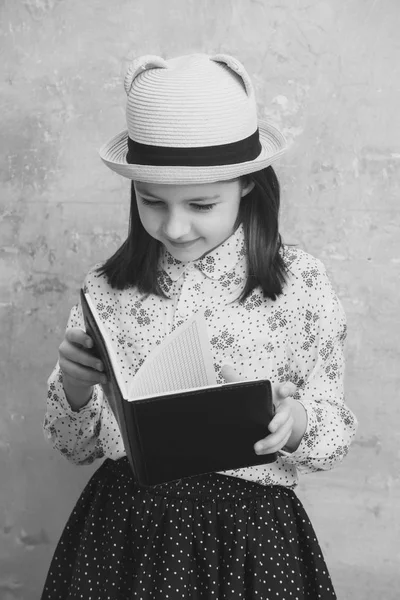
44,224 -> 357,488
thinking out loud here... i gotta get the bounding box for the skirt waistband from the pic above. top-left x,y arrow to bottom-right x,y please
101,457 -> 293,503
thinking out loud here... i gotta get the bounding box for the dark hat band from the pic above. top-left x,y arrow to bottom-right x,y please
126,129 -> 262,167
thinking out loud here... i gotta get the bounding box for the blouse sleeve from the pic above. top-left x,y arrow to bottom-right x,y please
43,302 -> 126,465
281,259 -> 358,473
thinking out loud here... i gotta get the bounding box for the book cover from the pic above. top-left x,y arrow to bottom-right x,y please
80,288 -> 276,485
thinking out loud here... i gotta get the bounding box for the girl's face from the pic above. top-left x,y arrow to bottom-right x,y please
134,179 -> 253,261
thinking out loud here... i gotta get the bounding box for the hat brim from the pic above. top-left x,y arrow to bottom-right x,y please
98,120 -> 286,184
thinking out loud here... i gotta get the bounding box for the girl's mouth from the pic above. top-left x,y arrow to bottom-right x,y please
167,238 -> 199,248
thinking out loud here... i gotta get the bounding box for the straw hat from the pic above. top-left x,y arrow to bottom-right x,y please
99,53 -> 286,184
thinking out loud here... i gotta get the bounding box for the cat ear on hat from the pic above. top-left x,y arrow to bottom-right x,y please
210,54 -> 254,97
124,55 -> 168,95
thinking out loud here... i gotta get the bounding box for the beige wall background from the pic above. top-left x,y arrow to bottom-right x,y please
1,0 -> 399,597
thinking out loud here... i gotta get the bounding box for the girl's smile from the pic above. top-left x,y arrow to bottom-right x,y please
166,237 -> 200,249
134,179 -> 254,261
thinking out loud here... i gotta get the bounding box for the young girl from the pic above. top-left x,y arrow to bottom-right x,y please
41,53 -> 357,599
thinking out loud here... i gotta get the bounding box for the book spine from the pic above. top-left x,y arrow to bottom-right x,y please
121,400 -> 149,486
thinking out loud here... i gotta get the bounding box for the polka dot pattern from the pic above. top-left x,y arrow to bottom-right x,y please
41,457 -> 337,599
44,224 -> 357,488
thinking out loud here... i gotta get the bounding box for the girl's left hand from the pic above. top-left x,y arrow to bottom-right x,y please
221,365 -> 304,454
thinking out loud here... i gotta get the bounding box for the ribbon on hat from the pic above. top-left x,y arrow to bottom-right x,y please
126,130 -> 262,167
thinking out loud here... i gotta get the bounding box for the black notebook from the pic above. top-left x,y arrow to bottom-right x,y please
80,289 -> 276,486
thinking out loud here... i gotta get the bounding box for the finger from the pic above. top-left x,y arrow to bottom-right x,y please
59,340 -> 103,372
255,429 -> 293,455
268,401 -> 292,433
274,381 -> 297,402
254,416 -> 294,451
60,357 -> 107,386
254,417 -> 293,454
220,364 -> 244,383
261,417 -> 293,448
65,327 -> 94,349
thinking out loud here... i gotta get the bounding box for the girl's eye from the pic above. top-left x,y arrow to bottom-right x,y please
192,203 -> 216,212
141,199 -> 161,207
141,198 -> 216,212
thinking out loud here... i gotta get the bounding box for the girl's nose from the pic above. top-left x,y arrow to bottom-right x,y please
162,211 -> 191,240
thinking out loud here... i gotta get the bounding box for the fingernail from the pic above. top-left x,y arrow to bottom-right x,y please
86,338 -> 93,348
101,376 -> 107,384
97,362 -> 103,371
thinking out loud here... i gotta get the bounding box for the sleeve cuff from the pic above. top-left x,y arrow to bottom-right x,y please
61,385 -> 103,418
278,400 -> 317,464
48,364 -> 103,420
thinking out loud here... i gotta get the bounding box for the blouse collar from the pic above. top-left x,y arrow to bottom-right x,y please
160,224 -> 246,281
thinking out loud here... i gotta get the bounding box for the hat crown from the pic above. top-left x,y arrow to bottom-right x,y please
126,54 -> 258,148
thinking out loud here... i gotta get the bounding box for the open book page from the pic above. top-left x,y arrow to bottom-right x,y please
83,292 -> 217,401
127,313 -> 217,400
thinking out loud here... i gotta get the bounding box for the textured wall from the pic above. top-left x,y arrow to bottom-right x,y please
1,0 -> 399,597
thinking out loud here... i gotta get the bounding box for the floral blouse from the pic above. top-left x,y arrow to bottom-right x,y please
44,224 -> 357,488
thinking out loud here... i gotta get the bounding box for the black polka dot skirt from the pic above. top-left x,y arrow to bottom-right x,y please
41,457 -> 336,599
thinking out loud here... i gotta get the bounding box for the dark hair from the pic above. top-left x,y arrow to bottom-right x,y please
97,166 -> 287,302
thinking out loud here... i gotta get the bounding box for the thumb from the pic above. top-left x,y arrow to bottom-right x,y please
220,364 -> 245,383
275,381 -> 297,400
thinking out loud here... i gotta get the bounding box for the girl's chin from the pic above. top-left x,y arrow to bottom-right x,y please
162,239 -> 207,260
168,247 -> 204,261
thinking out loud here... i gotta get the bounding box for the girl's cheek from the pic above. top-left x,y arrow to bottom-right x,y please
141,212 -> 159,234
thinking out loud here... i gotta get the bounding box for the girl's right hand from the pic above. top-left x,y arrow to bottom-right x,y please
58,328 -> 107,410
